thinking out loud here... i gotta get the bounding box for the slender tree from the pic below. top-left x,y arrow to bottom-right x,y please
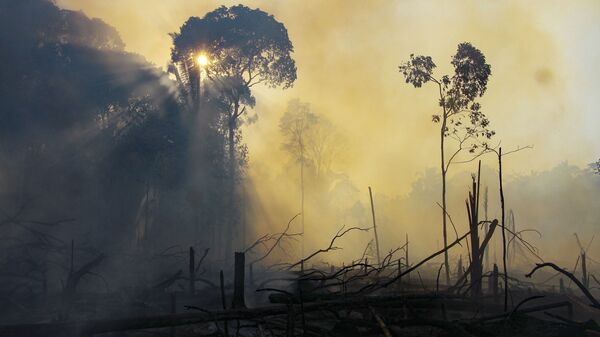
399,43 -> 494,284
280,100 -> 318,257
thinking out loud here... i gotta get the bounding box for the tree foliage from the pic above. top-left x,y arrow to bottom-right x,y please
280,100 -> 345,179
170,5 -> 297,123
0,0 -> 187,249
399,43 -> 494,155
171,5 -> 297,90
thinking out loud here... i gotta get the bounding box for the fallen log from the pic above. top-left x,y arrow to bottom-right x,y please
0,294 -> 472,336
476,301 -> 573,321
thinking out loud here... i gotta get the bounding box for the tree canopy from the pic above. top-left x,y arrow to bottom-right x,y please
170,5 -> 297,91
399,42 -> 494,153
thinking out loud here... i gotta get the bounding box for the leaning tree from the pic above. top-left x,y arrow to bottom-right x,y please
399,43 -> 494,284
170,5 -> 297,251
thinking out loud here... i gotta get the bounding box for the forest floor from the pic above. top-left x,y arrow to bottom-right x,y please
1,267 -> 599,337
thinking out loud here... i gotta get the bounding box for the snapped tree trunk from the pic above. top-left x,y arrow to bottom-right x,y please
232,252 -> 246,309
466,162 -> 482,298
492,263 -> 499,298
368,186 -> 382,265
582,252 -> 589,288
189,247 -> 195,296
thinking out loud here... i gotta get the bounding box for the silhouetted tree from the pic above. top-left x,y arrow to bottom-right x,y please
170,5 -> 297,251
0,0 -> 187,250
399,43 -> 494,284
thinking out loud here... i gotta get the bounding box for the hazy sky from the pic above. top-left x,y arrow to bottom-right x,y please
57,0 -> 600,195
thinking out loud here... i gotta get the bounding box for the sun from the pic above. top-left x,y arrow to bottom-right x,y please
197,54 -> 208,66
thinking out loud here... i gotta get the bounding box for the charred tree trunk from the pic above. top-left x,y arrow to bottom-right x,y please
170,293 -> 176,337
405,233 -> 410,283
582,252 -> 589,288
483,186 -> 489,272
368,186 -> 382,265
466,161 -> 482,298
492,264 -> 499,300
189,247 -> 195,295
498,148 -> 508,311
232,252 -> 246,309
219,270 -> 229,336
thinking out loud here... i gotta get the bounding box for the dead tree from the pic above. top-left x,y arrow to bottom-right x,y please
491,264 -> 499,298
368,186 -> 382,266
232,252 -> 246,308
466,162 -> 482,297
456,256 -> 464,280
483,186 -> 489,271
498,147 -> 508,310
60,254 -> 105,320
451,220 -> 498,293
405,233 -> 410,283
582,252 -> 589,289
574,233 -> 593,289
488,144 -> 531,310
189,247 -> 195,295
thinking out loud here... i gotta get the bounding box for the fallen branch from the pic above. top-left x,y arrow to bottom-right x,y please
287,226 -> 370,270
525,262 -> 600,309
0,294 -> 464,336
476,301 -> 572,321
250,214 -> 301,265
369,306 -> 393,337
358,224 -> 481,293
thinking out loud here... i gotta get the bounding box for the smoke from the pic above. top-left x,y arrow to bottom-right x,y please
29,0 -> 600,272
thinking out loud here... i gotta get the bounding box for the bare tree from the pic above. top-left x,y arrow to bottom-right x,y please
399,43 -> 494,284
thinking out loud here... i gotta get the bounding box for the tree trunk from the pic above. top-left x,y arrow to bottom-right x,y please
582,252 -> 588,288
300,145 -> 305,259
498,148 -> 508,311
189,247 -> 195,296
492,263 -> 499,299
232,252 -> 246,309
369,186 -> 381,265
405,233 -> 410,283
228,112 -> 237,256
467,163 -> 482,298
440,117 -> 450,285
483,187 -> 489,272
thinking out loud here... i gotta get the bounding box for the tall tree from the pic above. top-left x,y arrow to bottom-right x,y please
279,100 -> 318,257
399,43 -> 494,284
170,5 -> 297,251
279,100 -> 346,257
